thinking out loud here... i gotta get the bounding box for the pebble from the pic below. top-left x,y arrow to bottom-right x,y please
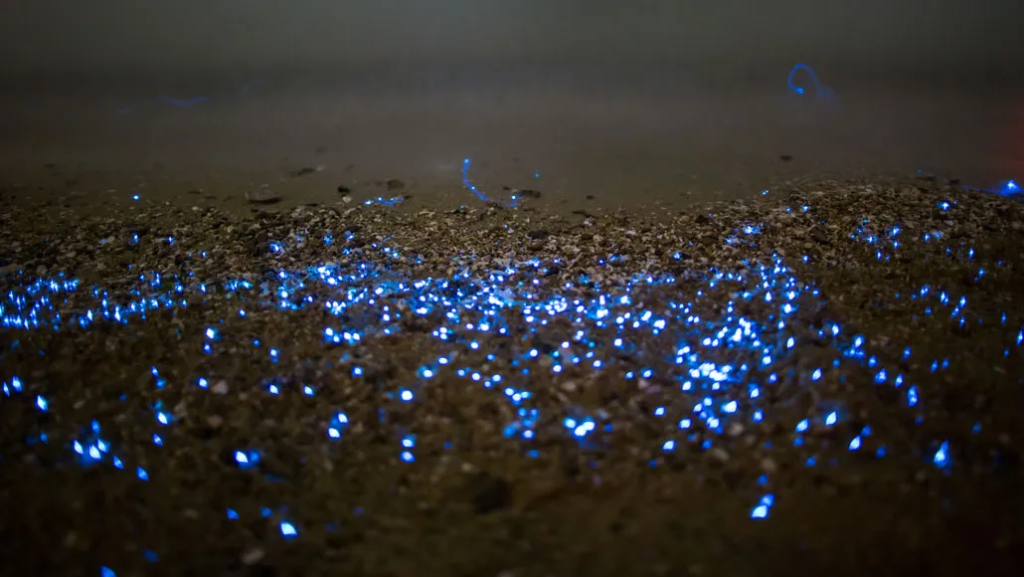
245,189 -> 282,204
241,548 -> 265,565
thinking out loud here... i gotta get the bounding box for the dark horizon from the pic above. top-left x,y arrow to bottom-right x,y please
0,1 -> 1021,204
2,1 -> 1022,82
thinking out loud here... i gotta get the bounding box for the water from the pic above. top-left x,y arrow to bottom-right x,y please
1,63 -> 1021,206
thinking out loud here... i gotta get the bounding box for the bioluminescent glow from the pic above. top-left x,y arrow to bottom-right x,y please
3,182 -> 1019,575
461,158 -> 518,207
994,179 -> 1020,196
117,79 -> 260,114
364,196 -> 404,206
787,63 -> 831,98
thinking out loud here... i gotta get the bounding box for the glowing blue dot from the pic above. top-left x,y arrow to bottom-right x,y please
35,395 -> 48,411
907,386 -> 919,407
796,419 -> 809,433
825,411 -> 837,426
848,436 -> 862,451
811,369 -> 822,381
400,390 -> 413,402
933,440 -> 950,468
280,522 -> 298,538
722,400 -> 738,414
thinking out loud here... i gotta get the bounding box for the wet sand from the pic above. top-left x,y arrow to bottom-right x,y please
1,65 -> 1021,213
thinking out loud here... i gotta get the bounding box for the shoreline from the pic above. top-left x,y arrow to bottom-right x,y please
2,174 -> 1024,575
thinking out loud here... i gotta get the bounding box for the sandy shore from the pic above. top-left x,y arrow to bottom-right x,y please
2,172 -> 1023,576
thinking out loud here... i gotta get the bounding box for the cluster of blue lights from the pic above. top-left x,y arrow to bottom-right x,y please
2,187 -> 1021,575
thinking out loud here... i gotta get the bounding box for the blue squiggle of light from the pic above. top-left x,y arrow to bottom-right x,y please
363,197 -> 404,206
118,79 -> 259,115
787,64 -> 829,97
461,158 -> 519,208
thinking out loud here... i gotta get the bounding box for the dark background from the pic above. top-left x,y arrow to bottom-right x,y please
3,1 -> 1022,78
1,1 -> 1022,204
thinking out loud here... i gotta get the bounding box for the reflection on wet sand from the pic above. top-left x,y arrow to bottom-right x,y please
0,67 -> 1019,208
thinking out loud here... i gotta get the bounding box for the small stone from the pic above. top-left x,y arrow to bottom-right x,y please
470,473 -> 513,515
246,189 -> 282,205
708,448 -> 730,462
726,422 -> 744,437
241,548 -> 265,566
211,381 -> 229,395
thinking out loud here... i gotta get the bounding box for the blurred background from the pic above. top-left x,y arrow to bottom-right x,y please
1,0 -> 1022,203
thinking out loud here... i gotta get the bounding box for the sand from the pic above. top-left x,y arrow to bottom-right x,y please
2,167 -> 1024,576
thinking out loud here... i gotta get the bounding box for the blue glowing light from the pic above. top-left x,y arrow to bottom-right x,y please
933,440 -> 950,469
118,79 -> 259,114
750,494 -> 775,519
994,179 -> 1020,196
787,63 -> 828,97
2,194 -> 1010,533
461,158 -> 519,207
280,521 -> 298,539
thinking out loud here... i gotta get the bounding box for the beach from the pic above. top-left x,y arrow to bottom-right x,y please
2,59 -> 1024,575
3,157 -> 1024,575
